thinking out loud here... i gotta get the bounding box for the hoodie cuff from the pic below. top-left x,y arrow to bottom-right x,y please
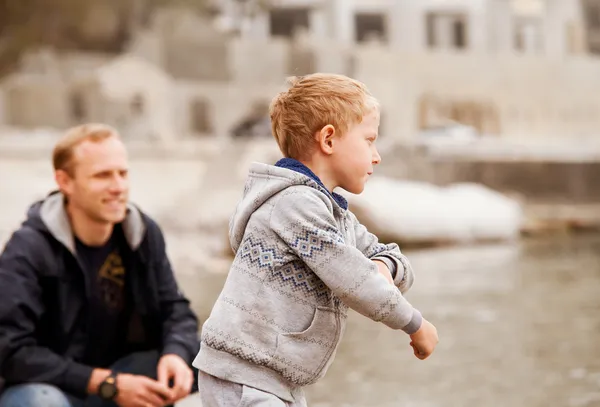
162,343 -> 192,365
372,255 -> 398,279
402,309 -> 423,335
63,361 -> 94,398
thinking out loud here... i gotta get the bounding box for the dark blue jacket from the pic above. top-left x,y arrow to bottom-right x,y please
0,192 -> 200,397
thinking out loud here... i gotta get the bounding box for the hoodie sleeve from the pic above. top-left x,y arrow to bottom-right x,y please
346,211 -> 416,294
143,218 -> 200,364
0,228 -> 93,397
269,187 -> 422,334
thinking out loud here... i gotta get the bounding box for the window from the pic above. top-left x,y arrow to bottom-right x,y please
452,19 -> 466,48
426,12 -> 468,50
355,12 -> 388,44
269,7 -> 310,38
583,0 -> 600,28
514,18 -> 542,52
190,98 -> 213,134
131,93 -> 144,116
378,110 -> 385,138
231,100 -> 271,138
69,92 -> 87,122
582,0 -> 600,54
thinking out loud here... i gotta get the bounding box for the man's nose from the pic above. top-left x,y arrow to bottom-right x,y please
109,174 -> 127,192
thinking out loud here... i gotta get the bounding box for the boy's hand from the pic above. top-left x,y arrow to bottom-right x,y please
409,319 -> 438,360
373,260 -> 394,285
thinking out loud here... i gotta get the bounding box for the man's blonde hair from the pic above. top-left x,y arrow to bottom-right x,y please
269,73 -> 379,159
53,123 -> 119,176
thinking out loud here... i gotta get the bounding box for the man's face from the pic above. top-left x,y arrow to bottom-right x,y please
58,136 -> 130,225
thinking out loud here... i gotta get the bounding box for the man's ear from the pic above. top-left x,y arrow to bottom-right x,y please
316,124 -> 336,155
55,169 -> 74,195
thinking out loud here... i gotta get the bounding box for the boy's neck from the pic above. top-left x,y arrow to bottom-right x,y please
298,158 -> 337,193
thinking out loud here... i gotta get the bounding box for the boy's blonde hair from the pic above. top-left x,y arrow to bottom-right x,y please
269,73 -> 379,159
53,123 -> 120,176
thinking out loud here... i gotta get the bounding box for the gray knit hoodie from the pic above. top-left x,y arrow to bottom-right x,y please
193,159 -> 422,402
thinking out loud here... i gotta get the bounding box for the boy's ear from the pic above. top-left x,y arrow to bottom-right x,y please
317,124 -> 336,155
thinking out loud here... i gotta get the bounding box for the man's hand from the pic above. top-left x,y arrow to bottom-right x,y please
373,260 -> 394,285
157,354 -> 194,404
115,374 -> 173,407
409,318 -> 439,360
87,368 -> 111,395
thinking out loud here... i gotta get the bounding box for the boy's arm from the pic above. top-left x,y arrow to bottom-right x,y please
270,188 -> 422,334
347,211 -> 415,293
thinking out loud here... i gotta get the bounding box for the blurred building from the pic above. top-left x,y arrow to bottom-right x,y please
218,0 -> 585,55
0,0 -> 598,144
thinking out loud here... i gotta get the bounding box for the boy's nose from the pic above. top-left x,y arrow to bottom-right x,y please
372,150 -> 381,165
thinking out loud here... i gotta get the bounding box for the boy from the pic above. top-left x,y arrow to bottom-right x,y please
193,73 -> 438,406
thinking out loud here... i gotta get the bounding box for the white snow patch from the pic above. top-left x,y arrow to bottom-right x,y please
344,177 -> 523,244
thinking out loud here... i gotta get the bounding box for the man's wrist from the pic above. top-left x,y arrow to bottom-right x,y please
97,371 -> 120,400
162,343 -> 191,364
86,368 -> 112,395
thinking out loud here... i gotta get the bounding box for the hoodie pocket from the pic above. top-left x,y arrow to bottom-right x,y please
271,306 -> 341,386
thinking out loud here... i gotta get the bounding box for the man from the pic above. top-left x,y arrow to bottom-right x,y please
0,124 -> 200,407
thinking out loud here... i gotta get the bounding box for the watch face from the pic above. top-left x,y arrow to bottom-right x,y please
99,378 -> 118,400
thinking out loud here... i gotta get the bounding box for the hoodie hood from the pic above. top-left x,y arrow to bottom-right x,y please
229,159 -> 348,253
23,191 -> 146,254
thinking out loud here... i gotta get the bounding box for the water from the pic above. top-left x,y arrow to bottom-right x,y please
177,234 -> 600,407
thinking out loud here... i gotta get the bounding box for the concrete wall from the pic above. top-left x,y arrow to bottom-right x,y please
164,38 -> 231,82
2,76 -> 71,129
543,0 -> 587,56
378,145 -> 600,203
354,48 -> 600,141
160,37 -> 600,141
172,81 -> 284,138
430,160 -> 600,203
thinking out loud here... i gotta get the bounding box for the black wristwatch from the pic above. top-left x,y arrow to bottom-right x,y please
98,371 -> 119,400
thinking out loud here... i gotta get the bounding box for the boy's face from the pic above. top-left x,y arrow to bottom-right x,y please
331,109 -> 381,194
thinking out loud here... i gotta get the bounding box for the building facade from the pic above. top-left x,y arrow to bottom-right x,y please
1,1 -> 598,144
